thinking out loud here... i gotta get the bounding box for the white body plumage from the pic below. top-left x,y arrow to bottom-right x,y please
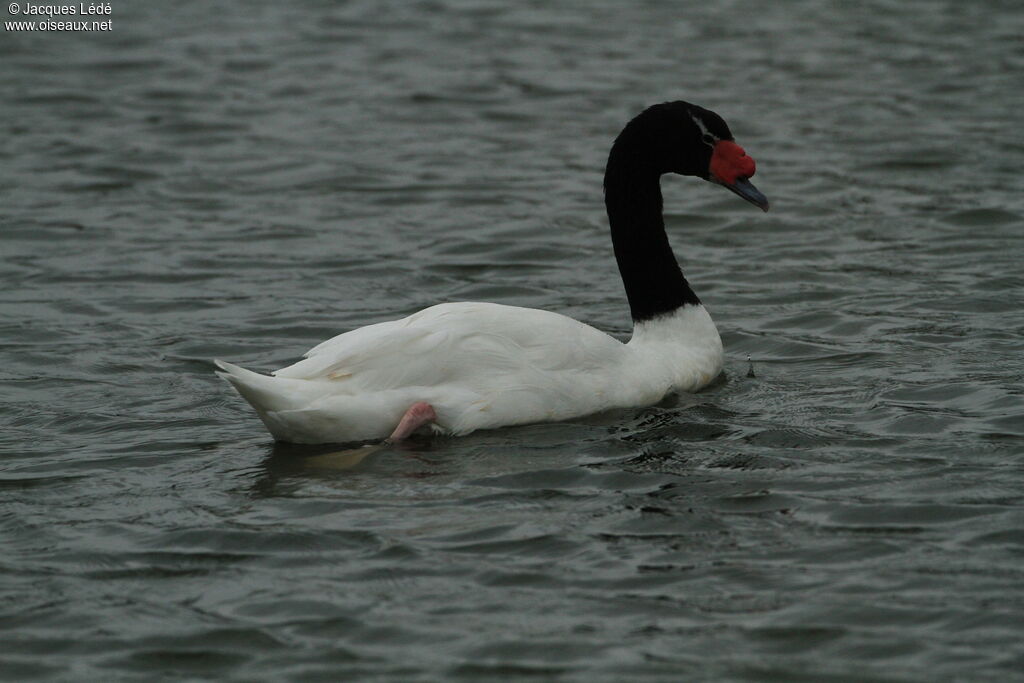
215,301 -> 722,444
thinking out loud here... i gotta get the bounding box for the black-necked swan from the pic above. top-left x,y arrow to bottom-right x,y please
216,101 -> 768,444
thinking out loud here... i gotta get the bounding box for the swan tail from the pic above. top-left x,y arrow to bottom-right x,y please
214,359 -> 312,414
214,360 -> 445,444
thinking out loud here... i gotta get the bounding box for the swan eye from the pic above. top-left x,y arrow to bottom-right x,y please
701,133 -> 715,146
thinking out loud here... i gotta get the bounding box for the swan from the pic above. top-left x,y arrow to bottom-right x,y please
216,101 -> 768,444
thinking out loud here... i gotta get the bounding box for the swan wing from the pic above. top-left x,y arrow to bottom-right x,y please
270,302 -> 624,391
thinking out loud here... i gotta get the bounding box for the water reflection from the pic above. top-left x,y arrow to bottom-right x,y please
248,437 -> 451,496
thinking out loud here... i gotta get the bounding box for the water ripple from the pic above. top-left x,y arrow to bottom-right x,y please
2,0 -> 1023,680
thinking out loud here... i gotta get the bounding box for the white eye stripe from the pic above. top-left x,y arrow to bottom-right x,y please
690,113 -> 718,146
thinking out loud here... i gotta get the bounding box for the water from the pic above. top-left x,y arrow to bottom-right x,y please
2,0 -> 1023,679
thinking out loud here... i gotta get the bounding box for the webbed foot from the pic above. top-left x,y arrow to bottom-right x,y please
386,402 -> 436,442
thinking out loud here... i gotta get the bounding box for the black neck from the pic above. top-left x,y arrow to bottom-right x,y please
604,163 -> 700,323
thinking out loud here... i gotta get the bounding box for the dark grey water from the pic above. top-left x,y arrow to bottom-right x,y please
3,0 -> 1023,680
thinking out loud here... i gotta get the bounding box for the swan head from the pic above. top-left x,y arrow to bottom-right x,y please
608,101 -> 769,212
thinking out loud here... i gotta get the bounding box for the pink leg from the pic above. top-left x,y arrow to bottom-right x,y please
387,402 -> 437,442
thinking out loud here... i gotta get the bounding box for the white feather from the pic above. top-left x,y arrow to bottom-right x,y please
215,301 -> 722,444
